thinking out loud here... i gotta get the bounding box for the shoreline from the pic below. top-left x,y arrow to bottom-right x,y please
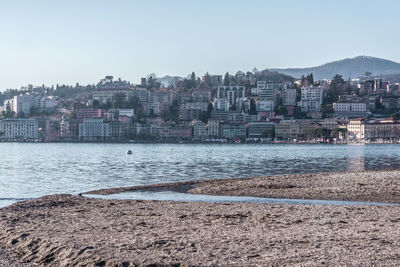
85,169 -> 400,204
3,170 -> 400,265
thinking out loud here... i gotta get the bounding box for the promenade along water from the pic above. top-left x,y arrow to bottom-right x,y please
1,143 -> 400,207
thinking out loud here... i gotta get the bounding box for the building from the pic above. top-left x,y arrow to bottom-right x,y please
115,109 -> 134,118
191,120 -> 207,138
217,86 -> 245,108
381,98 -> 400,110
185,102 -> 209,111
221,123 -> 247,140
347,118 -> 400,140
60,117 -> 79,140
300,86 -> 323,112
131,88 -> 149,103
79,118 -> 110,141
179,108 -> 202,121
0,119 -> 38,140
192,89 -> 211,102
12,95 -> 36,115
339,95 -> 376,110
202,75 -> 223,86
92,88 -> 132,103
207,120 -> 221,137
256,100 -> 274,112
282,89 -> 296,106
257,81 -> 282,101
75,109 -> 104,122
275,120 -> 316,140
248,122 -> 275,138
333,102 -> 367,118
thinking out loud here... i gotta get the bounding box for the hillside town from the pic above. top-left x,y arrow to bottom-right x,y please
1,71 -> 400,143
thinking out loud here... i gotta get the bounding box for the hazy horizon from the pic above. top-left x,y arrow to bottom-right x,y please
1,0 -> 400,90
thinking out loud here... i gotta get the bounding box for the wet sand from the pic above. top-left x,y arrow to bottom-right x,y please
1,170 -> 400,266
86,170 -> 400,203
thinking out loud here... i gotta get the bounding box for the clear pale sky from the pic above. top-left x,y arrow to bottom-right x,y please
1,0 -> 399,90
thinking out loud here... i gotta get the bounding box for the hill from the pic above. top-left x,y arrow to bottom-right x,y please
270,56 -> 400,80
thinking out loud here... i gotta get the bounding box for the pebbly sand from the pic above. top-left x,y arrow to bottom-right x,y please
1,170 -> 400,266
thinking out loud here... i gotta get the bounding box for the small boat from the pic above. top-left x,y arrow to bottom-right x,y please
126,150 -> 132,155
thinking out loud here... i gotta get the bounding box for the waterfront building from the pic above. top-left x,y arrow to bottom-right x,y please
60,117 -> 79,140
0,119 -> 38,140
347,118 -> 400,140
248,122 -> 275,138
221,123 -> 247,140
78,118 -> 110,141
207,120 -> 221,137
275,120 -> 316,140
191,120 -> 207,138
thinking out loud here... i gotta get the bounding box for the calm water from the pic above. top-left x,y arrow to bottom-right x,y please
1,143 -> 400,207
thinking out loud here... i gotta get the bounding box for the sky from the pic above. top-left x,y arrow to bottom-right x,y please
1,0 -> 400,90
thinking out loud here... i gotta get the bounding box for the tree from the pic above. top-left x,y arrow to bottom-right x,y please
92,99 -> 100,108
111,93 -> 127,108
306,73 -> 314,85
17,111 -> 25,118
324,74 -> 345,105
392,112 -> 400,120
223,72 -> 230,86
249,99 -> 257,115
262,128 -> 274,138
191,72 -> 196,83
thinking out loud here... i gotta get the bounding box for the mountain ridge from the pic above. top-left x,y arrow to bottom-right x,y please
269,56 -> 400,80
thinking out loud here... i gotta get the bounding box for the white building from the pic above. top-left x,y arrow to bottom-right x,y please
92,88 -> 132,103
257,81 -> 282,101
12,95 -> 36,115
217,86 -> 245,107
300,86 -> 323,112
256,100 -> 274,112
207,120 -> 221,137
79,118 -> 110,141
213,98 -> 228,111
0,119 -> 38,140
117,109 -> 135,117
36,96 -> 56,113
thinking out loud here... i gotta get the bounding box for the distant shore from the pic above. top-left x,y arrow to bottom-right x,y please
1,139 -> 400,145
2,170 -> 400,266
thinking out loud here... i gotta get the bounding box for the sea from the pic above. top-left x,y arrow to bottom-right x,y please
1,143 -> 399,208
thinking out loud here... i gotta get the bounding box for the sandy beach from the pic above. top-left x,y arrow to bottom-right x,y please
1,170 -> 400,266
